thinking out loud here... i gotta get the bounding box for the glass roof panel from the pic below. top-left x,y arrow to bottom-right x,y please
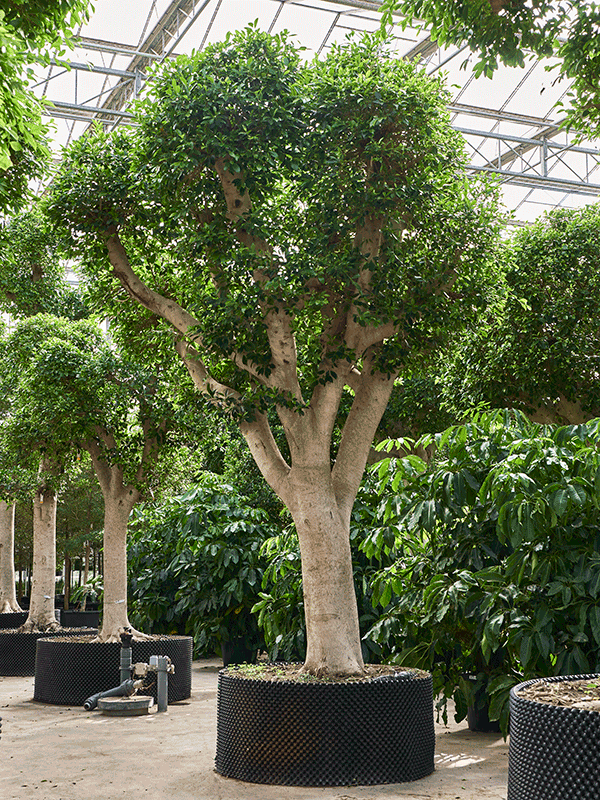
27,0 -> 600,223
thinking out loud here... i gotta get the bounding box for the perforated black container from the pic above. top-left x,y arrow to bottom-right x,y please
34,634 -> 193,705
508,673 -> 600,800
216,667 -> 435,786
60,610 -> 100,628
0,612 -> 28,629
0,628 -> 95,676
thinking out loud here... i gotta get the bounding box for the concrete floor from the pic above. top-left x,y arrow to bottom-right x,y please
0,659 -> 508,800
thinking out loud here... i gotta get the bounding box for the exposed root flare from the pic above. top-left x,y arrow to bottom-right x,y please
91,626 -> 152,643
300,661 -> 366,680
0,600 -> 23,613
17,620 -> 61,634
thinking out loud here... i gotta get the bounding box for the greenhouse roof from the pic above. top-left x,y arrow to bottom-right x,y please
32,0 -> 600,224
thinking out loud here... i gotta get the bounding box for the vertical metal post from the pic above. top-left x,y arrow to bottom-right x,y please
150,655 -> 170,712
119,630 -> 133,683
542,137 -> 548,177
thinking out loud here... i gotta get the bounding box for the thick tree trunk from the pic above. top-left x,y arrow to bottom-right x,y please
289,468 -> 364,676
21,480 -> 60,632
0,501 -> 22,613
97,489 -> 139,641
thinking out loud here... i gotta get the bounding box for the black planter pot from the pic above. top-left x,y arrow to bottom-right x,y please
0,628 -> 96,676
0,611 -> 28,629
60,610 -> 100,628
216,667 -> 435,786
34,634 -> 193,706
463,674 -> 501,733
508,673 -> 600,800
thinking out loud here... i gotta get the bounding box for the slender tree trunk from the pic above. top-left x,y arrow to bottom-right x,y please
21,466 -> 60,632
0,501 -> 22,613
64,551 -> 71,610
97,487 -> 141,641
81,538 -> 90,611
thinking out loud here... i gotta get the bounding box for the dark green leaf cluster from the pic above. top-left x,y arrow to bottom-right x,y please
50,27 -> 501,418
380,0 -> 565,76
441,203 -> 600,421
127,474 -> 276,657
2,313 -> 188,492
0,1 -> 92,212
363,410 -> 600,735
0,206 -> 87,320
1,0 -> 91,45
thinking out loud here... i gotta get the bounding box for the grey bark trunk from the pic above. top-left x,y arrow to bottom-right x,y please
0,501 -> 22,613
98,489 -> 138,641
22,482 -> 60,631
291,469 -> 364,676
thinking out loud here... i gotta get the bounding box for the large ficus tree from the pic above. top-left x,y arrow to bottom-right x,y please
50,29 -> 500,676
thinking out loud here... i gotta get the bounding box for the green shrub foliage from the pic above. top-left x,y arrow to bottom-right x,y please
364,410 -> 600,735
128,474 -> 275,657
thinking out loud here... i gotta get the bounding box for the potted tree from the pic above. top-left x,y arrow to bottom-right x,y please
1,313 -> 194,703
49,27 -> 501,785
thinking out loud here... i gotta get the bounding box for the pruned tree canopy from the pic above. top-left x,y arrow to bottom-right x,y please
442,204 -> 600,425
50,28 -> 502,674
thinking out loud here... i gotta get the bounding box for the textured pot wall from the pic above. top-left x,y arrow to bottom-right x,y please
34,635 -> 193,705
0,612 -> 28,629
508,673 -> 600,800
216,668 -> 435,786
60,610 -> 100,628
0,628 -> 96,676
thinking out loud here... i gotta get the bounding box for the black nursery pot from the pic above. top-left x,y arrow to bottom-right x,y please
508,673 -> 600,800
0,628 -> 96,676
216,667 -> 435,786
60,609 -> 100,628
0,612 -> 28,629
34,634 -> 193,705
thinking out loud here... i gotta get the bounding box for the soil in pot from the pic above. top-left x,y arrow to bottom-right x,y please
34,634 -> 193,705
216,663 -> 435,786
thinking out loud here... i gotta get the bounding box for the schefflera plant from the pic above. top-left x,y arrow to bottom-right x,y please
363,410 -> 600,735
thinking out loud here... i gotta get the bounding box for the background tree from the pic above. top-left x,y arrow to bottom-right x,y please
0,205 -> 88,626
379,1 -> 600,133
442,204 -> 600,425
50,29 -> 501,676
0,500 -> 20,612
2,315 -> 89,630
0,207 -> 87,320
56,456 -> 104,609
10,313 -> 200,640
0,0 -> 92,212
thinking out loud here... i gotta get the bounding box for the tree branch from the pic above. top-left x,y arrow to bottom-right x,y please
333,352 -> 398,527
103,227 -> 201,338
239,412 -> 291,504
